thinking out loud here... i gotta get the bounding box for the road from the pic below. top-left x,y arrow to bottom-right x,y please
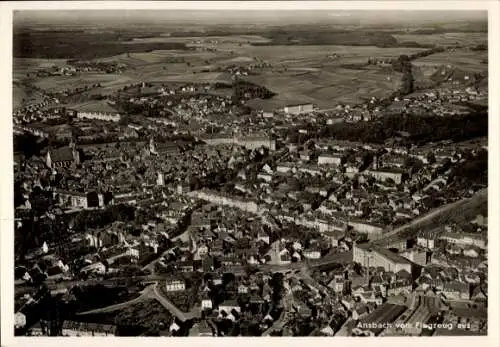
77,282 -> 200,322
370,188 -> 487,247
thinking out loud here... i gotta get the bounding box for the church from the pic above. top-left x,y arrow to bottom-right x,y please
46,140 -> 80,169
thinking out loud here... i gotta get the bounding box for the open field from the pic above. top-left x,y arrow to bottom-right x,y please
13,83 -> 47,110
393,32 -> 487,47
97,50 -> 221,67
130,34 -> 272,44
30,74 -> 135,93
13,58 -> 69,81
60,99 -> 121,113
194,44 -> 428,65
243,66 -> 403,107
413,50 -> 488,73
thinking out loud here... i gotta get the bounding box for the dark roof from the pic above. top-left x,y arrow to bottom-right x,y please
47,266 -> 64,276
375,248 -> 412,265
49,147 -> 74,162
359,303 -> 406,334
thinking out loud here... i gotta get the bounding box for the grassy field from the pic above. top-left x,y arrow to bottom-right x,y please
243,66 -> 403,107
130,34 -> 271,44
13,83 -> 47,109
212,44 -> 428,65
31,74 -> 135,93
60,99 -> 120,113
413,49 -> 488,73
393,32 -> 487,47
13,58 -> 69,81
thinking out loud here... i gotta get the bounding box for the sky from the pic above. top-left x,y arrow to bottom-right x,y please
14,10 -> 487,27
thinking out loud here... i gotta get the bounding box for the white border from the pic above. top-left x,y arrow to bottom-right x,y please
1,2 -> 498,347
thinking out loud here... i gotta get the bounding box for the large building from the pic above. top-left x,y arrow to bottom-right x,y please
318,154 -> 343,166
282,103 -> 314,115
187,190 -> 260,214
365,168 -> 405,185
201,135 -> 276,151
77,111 -> 121,122
46,143 -> 80,169
165,278 -> 186,292
353,243 -> 412,273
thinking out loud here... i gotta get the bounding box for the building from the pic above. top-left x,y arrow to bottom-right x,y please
303,248 -> 322,259
417,235 -> 435,250
202,136 -> 276,151
126,247 -> 140,259
282,103 -> 314,115
365,168 -> 405,185
439,232 -> 487,249
187,190 -> 260,214
324,230 -> 345,248
353,244 -> 413,274
328,277 -> 346,294
165,278 -> 186,292
387,270 -> 413,296
61,321 -> 116,336
441,281 -> 470,300
46,143 -> 80,169
77,111 -> 121,122
218,300 -> 241,315
80,262 -> 106,275
400,248 -> 428,266
348,220 -> 384,236
54,189 -> 89,209
201,296 -> 213,310
318,154 -> 343,166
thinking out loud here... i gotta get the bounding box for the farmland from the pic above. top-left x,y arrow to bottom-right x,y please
60,99 -> 121,114
30,74 -> 135,94
13,30 -> 488,110
413,49 -> 488,73
242,67 -> 403,107
129,34 -> 272,44
393,32 -> 487,47
12,83 -> 47,109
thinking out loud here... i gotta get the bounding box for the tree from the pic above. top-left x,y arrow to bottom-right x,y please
426,152 -> 436,165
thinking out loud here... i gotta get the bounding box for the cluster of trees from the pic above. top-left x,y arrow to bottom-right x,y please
253,29 -> 399,47
14,133 -> 47,158
114,300 -> 176,336
69,284 -> 134,314
71,204 -> 136,231
408,47 -> 446,60
392,55 -> 414,94
14,31 -> 190,59
447,148 -> 487,190
287,112 -> 488,146
471,43 -> 487,51
232,80 -> 275,103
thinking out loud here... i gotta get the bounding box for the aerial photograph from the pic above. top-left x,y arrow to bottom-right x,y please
11,8 -> 488,337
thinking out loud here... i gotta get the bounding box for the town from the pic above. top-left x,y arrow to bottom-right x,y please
12,9 -> 488,338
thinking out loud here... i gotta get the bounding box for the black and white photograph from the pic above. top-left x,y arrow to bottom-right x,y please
1,1 -> 498,344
